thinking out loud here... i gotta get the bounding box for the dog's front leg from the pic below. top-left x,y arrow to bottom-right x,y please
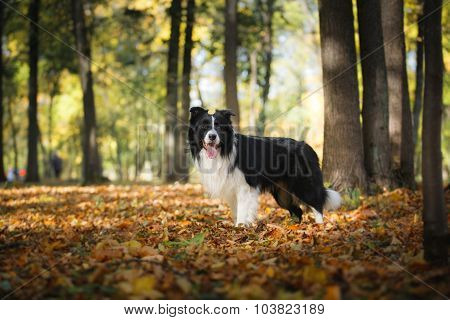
224,194 -> 237,223
235,186 -> 259,226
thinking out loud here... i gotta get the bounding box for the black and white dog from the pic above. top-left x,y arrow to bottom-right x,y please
188,107 -> 341,226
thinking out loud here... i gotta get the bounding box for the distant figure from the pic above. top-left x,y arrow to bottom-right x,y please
50,153 -> 63,179
7,168 -> 16,182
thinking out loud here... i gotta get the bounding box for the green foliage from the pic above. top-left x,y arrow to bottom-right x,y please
341,188 -> 362,210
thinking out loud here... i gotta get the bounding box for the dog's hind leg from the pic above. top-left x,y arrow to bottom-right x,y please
288,206 -> 303,221
311,207 -> 324,224
271,184 -> 303,222
307,201 -> 324,224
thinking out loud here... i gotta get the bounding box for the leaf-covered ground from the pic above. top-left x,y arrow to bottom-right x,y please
0,184 -> 448,299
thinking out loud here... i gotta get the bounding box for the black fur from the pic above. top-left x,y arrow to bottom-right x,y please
189,107 -> 328,221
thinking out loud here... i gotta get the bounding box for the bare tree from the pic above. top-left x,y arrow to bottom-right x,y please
25,0 -> 40,182
357,0 -> 392,190
422,0 -> 447,264
179,0 -> 196,181
319,0 -> 367,191
72,0 -> 102,183
165,0 -> 182,182
0,1 -> 6,182
224,0 -> 240,127
381,0 -> 415,188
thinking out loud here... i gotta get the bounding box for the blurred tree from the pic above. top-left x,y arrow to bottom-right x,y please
165,0 -> 182,182
256,0 -> 274,136
319,0 -> 367,191
413,0 -> 424,149
422,0 -> 447,264
71,0 -> 102,183
0,1 -> 6,182
25,0 -> 40,182
224,0 -> 240,127
381,0 -> 415,188
357,0 -> 392,190
179,0 -> 196,182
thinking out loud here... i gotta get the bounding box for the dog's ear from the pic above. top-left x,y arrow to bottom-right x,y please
189,106 -> 208,119
216,109 -> 236,119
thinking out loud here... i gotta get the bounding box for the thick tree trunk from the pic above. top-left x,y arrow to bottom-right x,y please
179,0 -> 196,182
257,0 -> 274,136
319,0 -> 367,191
0,2 -> 6,182
71,0 -> 102,183
413,0 -> 424,148
224,0 -> 240,128
357,0 -> 393,190
25,0 -> 40,182
422,0 -> 447,264
381,0 -> 415,188
165,0 -> 182,182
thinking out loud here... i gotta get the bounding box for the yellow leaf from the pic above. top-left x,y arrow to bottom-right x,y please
133,276 -> 156,296
324,285 -> 341,299
266,266 -> 275,278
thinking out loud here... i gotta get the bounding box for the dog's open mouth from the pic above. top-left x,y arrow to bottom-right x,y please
203,142 -> 220,159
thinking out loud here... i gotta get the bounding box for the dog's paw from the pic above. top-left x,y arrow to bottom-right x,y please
234,219 -> 256,227
314,214 -> 324,224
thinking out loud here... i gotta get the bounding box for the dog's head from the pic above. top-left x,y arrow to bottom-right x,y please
188,107 -> 235,159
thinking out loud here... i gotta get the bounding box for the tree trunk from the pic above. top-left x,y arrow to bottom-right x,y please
357,0 -> 392,190
381,0 -> 415,188
257,0 -> 274,136
319,0 -> 367,191
165,0 -> 182,182
224,0 -> 240,128
249,50 -> 257,134
25,0 -> 40,182
413,0 -> 424,149
71,0 -> 102,183
6,99 -> 18,178
422,0 -> 446,264
179,0 -> 195,182
0,1 -> 6,182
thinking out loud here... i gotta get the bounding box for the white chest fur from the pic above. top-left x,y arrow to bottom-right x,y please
195,148 -> 244,199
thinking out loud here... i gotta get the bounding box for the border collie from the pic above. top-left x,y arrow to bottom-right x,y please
188,107 -> 341,226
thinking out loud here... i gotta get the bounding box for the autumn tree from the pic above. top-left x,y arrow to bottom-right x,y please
71,0 -> 102,183
413,0 -> 424,148
0,1 -> 6,182
25,0 -> 40,182
422,0 -> 447,264
256,0 -> 274,136
224,0 -> 240,127
319,0 -> 367,191
381,0 -> 415,188
357,0 -> 392,190
165,0 -> 182,182
178,0 -> 196,182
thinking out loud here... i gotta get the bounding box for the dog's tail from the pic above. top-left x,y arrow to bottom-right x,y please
324,189 -> 341,211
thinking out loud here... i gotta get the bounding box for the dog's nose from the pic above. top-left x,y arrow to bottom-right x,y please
208,133 -> 217,141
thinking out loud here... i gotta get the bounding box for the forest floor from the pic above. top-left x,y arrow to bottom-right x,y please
0,184 -> 448,299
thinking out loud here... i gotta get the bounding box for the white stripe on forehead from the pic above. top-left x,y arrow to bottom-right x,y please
211,116 -> 215,129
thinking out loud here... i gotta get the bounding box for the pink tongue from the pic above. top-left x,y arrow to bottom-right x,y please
206,146 -> 218,159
